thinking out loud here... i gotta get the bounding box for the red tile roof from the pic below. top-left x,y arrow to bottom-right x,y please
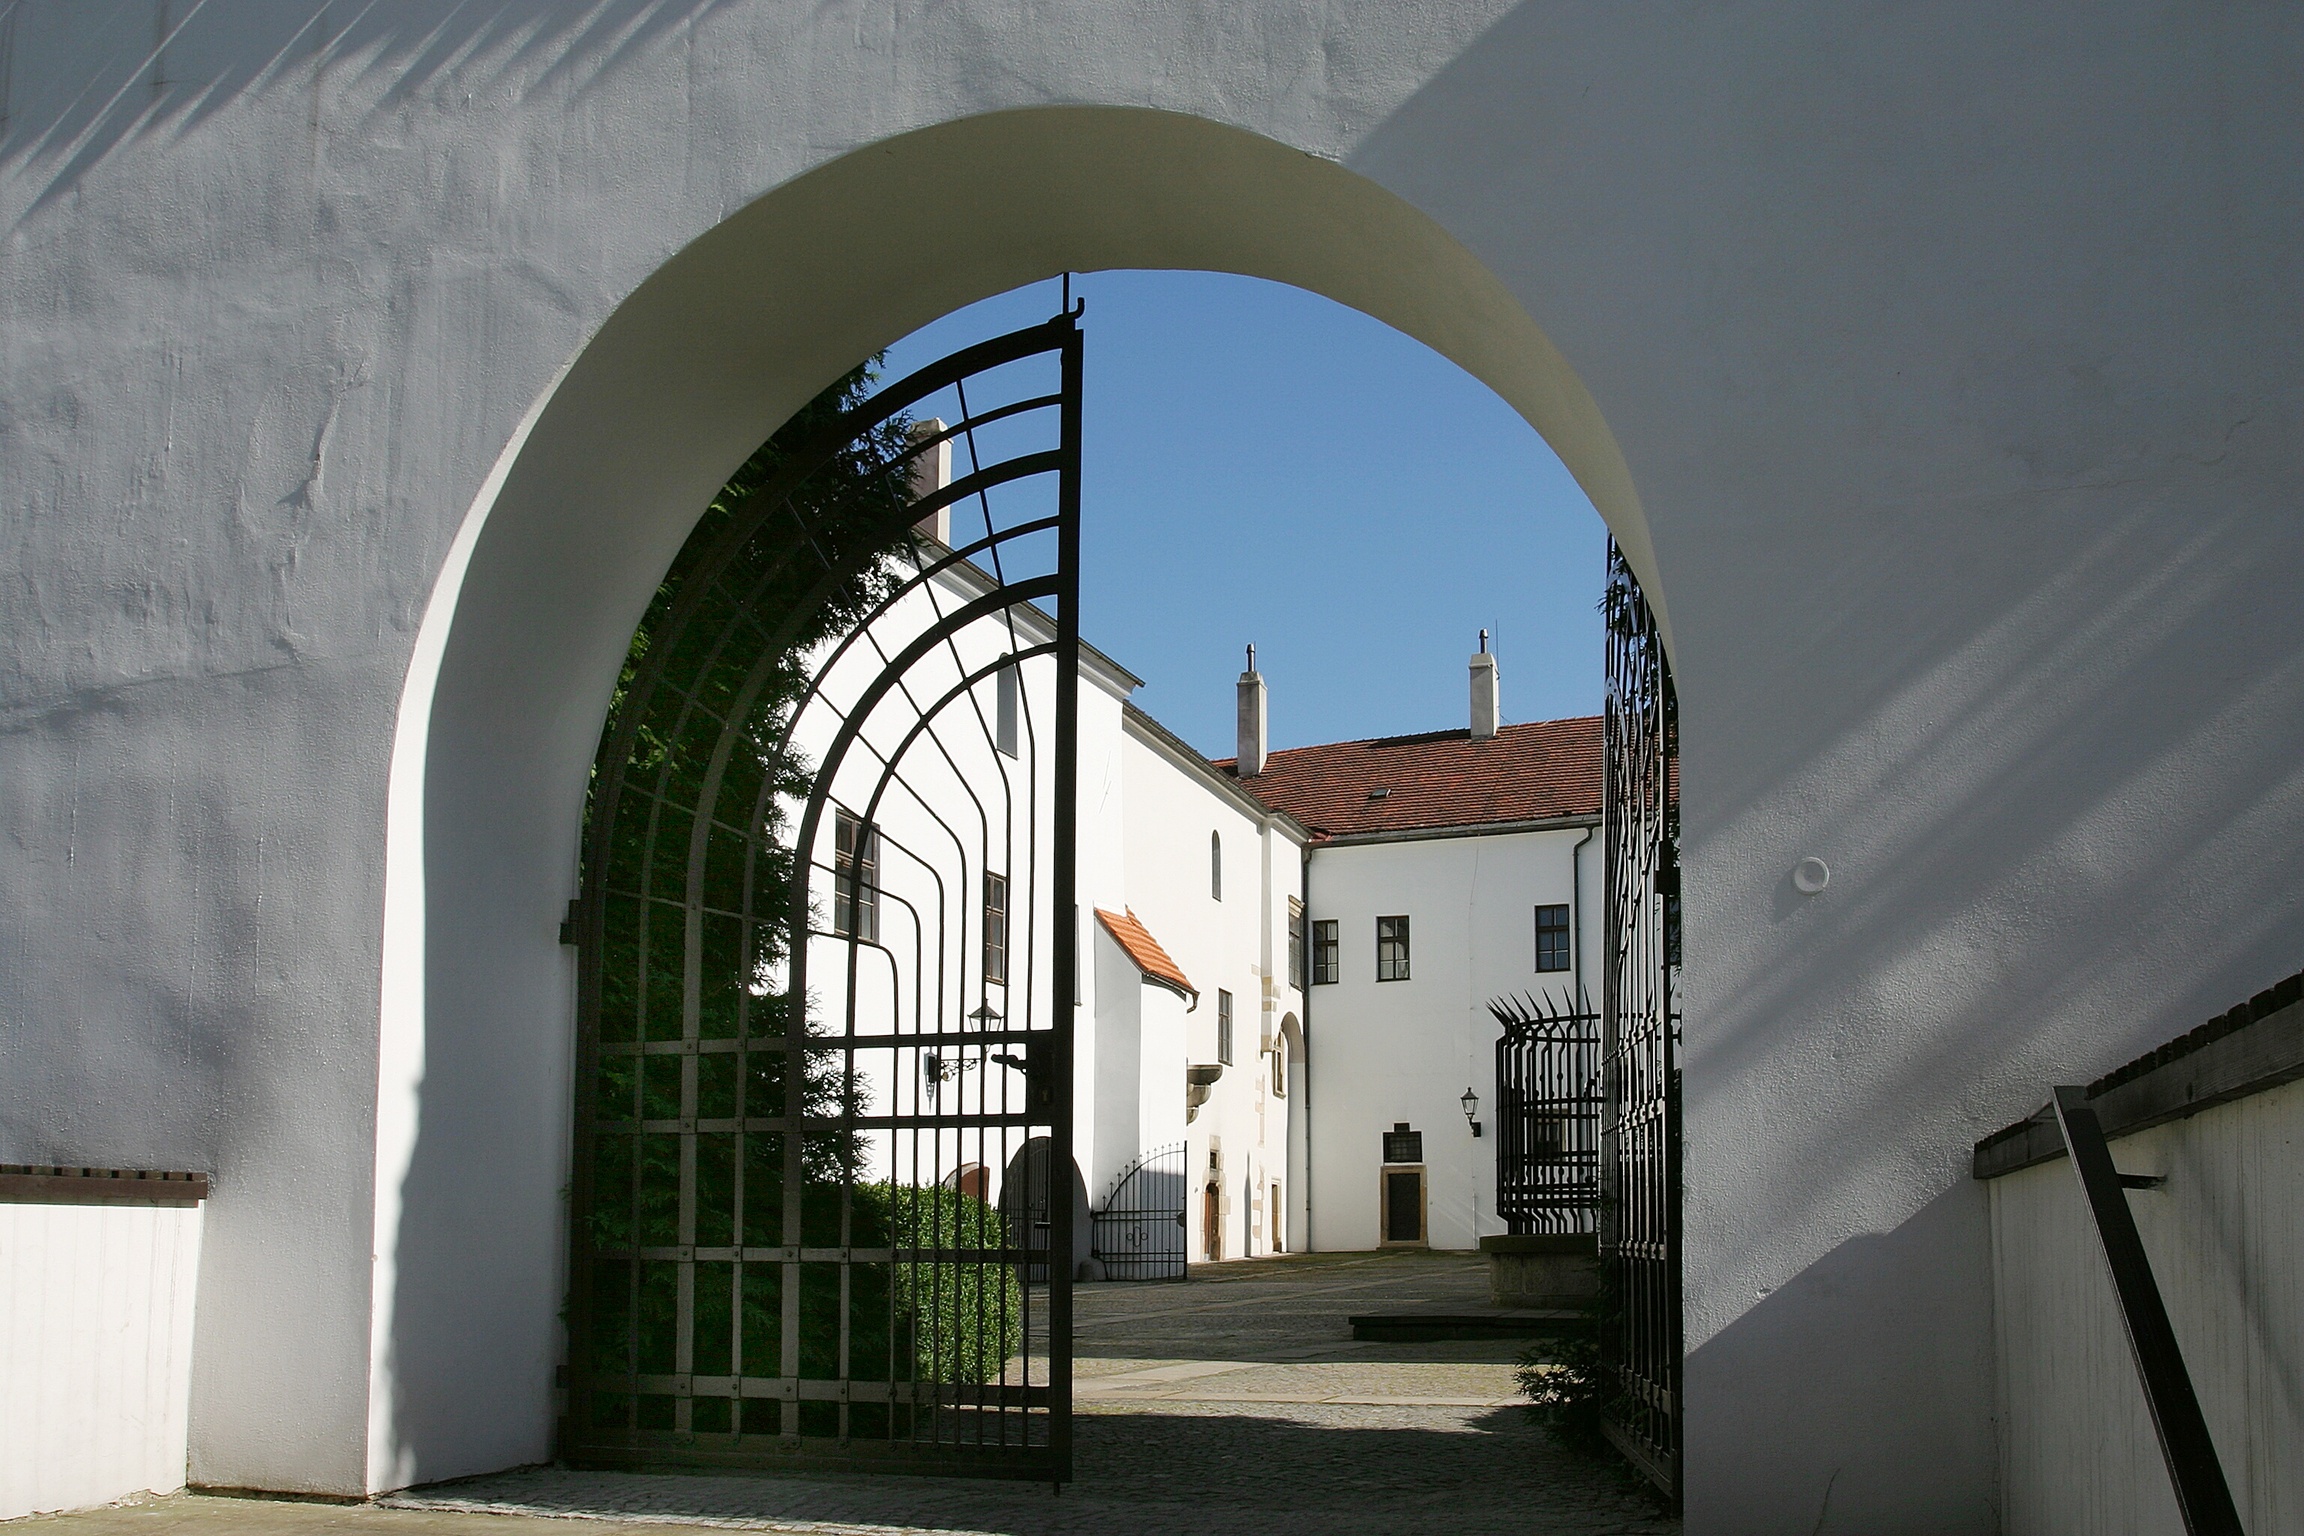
1095,908 -> 1197,1000
1216,716 -> 1602,839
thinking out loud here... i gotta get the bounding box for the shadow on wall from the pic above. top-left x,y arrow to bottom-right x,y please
0,1 -> 727,221
1356,0 -> 2304,1068
1360,0 -> 2304,1193
1681,1181 -> 1999,1536
1364,9 -> 2304,1528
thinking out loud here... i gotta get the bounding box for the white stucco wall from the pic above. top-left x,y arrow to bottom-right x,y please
0,1203 -> 202,1519
1304,825 -> 1596,1252
0,5 -> 2296,1527
1117,717 -> 1303,1263
1988,1079 -> 2304,1536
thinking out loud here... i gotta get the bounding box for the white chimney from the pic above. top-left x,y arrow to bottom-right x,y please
1237,644 -> 1268,777
1470,630 -> 1500,740
908,418 -> 952,545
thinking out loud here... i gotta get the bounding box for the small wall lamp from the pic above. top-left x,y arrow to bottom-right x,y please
1461,1086 -> 1482,1138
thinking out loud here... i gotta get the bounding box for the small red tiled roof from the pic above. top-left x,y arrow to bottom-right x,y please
1216,716 -> 1602,839
1095,908 -> 1197,1000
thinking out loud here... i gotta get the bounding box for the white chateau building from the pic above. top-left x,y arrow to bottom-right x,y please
1061,631 -> 1598,1269
789,442 -> 1596,1275
784,526 -> 1596,1274
1228,698 -> 1602,1257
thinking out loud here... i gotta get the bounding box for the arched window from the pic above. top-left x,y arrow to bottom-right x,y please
1210,830 -> 1222,900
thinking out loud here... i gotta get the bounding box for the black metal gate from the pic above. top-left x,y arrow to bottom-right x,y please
1489,995 -> 1601,1235
564,311 -> 1083,1481
1090,1143 -> 1187,1281
1598,538 -> 1681,1500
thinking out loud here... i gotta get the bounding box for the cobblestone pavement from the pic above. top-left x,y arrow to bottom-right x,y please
25,1251 -> 1674,1536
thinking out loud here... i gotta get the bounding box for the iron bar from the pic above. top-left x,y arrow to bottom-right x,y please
1598,538 -> 1681,1504
1090,1144 -> 1188,1281
567,312 -> 1081,1479
1489,994 -> 1601,1234
2049,1087 -> 2242,1536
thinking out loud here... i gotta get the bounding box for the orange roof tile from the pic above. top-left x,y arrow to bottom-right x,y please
1216,716 -> 1602,839
1095,907 -> 1196,1000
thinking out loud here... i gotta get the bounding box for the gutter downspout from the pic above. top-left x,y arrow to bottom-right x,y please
1569,824 -> 1596,1009
1299,837 -> 1314,1253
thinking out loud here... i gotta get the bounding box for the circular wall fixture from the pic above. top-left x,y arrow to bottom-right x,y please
1792,856 -> 1831,894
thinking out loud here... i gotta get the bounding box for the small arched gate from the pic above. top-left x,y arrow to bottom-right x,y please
563,313 -> 1083,1482
1089,1144 -> 1187,1281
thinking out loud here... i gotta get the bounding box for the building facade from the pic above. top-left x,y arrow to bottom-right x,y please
1223,659 -> 1602,1255
792,467 -> 1573,1274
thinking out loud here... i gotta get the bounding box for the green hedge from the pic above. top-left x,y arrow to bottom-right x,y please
886,1182 -> 1024,1384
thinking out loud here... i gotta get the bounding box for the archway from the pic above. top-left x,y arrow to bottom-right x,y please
1277,1011 -> 1306,1253
378,105 -> 1651,1488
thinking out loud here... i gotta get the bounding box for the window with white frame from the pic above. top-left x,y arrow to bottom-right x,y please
1535,903 -> 1571,973
1312,919 -> 1339,985
832,810 -> 878,942
1287,898 -> 1305,989
983,872 -> 1008,986
1217,989 -> 1234,1065
1376,915 -> 1411,982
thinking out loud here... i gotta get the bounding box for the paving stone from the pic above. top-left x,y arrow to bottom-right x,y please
27,1251 -> 1676,1536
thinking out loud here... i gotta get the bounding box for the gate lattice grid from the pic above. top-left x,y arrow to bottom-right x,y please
1599,538 -> 1682,1502
1489,995 -> 1601,1236
1090,1144 -> 1187,1281
565,313 -> 1083,1481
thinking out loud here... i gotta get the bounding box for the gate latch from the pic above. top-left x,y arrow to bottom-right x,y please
994,1039 -> 1057,1118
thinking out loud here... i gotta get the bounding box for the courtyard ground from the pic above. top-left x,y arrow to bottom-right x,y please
22,1250 -> 1675,1536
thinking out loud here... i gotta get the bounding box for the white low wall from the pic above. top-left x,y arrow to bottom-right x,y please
0,1201 -> 203,1519
1989,1077 -> 2304,1536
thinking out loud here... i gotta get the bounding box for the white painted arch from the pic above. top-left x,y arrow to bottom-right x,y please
383,105 -> 1648,1492
5,9 -> 2294,1531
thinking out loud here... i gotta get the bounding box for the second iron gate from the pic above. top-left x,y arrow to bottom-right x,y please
1598,537 -> 1682,1501
1489,994 -> 1602,1236
565,311 -> 1084,1481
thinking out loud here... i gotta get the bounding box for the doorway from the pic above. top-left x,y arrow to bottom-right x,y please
390,108 -> 1668,1507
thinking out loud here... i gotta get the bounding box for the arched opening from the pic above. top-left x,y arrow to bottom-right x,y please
1277,1011 -> 1306,1254
379,105 -> 1655,1489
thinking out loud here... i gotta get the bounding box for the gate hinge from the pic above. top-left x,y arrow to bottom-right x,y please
560,898 -> 580,947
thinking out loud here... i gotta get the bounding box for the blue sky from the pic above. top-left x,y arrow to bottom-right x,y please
880,272 -> 1605,762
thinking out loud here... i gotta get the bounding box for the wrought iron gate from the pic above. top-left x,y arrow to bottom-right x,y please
565,312 -> 1083,1481
1090,1143 -> 1187,1280
1598,539 -> 1681,1500
1489,995 -> 1601,1235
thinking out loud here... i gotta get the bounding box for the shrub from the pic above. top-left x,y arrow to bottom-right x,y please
886,1182 -> 1024,1384
1516,1329 -> 1612,1454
